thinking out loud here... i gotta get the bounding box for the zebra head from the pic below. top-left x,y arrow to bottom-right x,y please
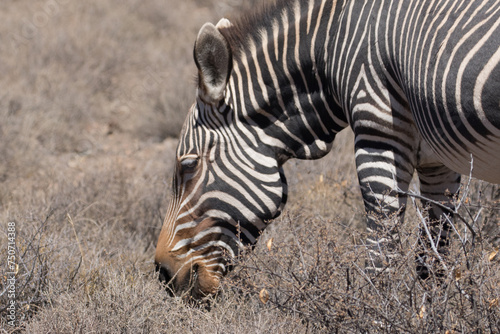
155,20 -> 288,298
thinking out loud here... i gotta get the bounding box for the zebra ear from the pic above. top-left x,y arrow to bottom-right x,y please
194,22 -> 232,105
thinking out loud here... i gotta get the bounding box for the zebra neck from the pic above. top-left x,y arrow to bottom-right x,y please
222,0 -> 348,161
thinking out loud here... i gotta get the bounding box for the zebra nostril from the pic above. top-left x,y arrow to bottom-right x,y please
156,263 -> 176,296
156,263 -> 173,285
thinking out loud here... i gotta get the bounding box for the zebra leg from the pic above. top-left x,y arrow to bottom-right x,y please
415,164 -> 461,280
355,145 -> 415,274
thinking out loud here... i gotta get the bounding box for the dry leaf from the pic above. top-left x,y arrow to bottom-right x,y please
488,248 -> 498,262
454,268 -> 462,281
418,305 -> 426,319
319,174 -> 324,183
266,238 -> 274,251
259,288 -> 269,304
489,298 -> 498,309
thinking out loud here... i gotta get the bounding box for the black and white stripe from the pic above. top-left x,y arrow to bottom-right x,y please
155,0 -> 500,296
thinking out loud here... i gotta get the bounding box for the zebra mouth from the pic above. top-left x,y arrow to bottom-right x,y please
186,263 -> 200,295
180,263 -> 215,300
156,261 -> 206,299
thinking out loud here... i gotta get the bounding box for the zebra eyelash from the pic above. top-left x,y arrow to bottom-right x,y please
179,155 -> 200,173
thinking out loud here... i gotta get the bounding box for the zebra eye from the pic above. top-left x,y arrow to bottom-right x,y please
180,155 -> 199,173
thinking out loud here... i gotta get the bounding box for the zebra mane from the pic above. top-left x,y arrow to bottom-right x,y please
219,0 -> 307,58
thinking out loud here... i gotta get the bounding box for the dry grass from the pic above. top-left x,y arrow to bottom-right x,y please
0,0 -> 499,333
227,182 -> 500,332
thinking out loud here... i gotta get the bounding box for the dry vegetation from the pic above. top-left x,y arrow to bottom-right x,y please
0,0 -> 499,333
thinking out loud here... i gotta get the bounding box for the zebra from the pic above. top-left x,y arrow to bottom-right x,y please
155,0 -> 500,298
